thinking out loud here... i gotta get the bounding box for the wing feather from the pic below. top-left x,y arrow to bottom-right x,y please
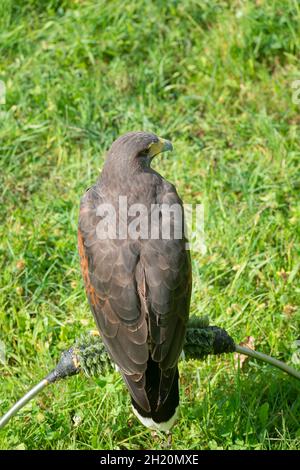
78,186 -> 150,410
78,175 -> 191,413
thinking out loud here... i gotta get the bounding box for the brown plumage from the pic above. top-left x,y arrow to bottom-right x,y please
78,131 -> 192,428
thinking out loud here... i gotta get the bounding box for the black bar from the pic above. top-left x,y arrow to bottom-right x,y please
0,449 -> 298,465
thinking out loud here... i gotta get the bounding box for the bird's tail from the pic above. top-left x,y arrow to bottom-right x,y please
130,358 -> 179,431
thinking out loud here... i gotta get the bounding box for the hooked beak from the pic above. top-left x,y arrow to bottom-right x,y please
160,138 -> 173,153
148,137 -> 173,158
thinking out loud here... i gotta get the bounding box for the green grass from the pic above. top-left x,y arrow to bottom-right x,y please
0,0 -> 300,450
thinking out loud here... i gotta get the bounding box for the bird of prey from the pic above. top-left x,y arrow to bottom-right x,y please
78,131 -> 192,431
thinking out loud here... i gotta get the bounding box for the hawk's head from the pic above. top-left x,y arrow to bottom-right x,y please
107,131 -> 173,169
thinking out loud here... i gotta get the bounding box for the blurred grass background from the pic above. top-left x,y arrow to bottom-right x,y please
0,0 -> 300,450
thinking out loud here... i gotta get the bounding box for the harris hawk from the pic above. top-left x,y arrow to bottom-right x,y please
78,131 -> 192,430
